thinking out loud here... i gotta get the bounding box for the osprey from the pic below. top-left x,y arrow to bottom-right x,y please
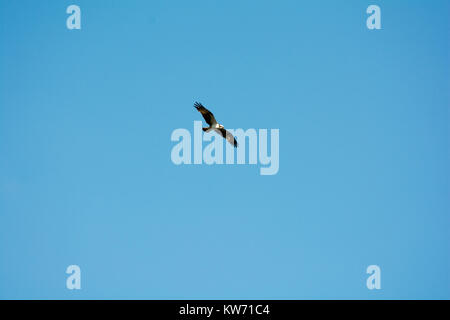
194,102 -> 238,148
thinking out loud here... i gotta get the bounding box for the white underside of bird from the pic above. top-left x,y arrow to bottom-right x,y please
205,123 -> 223,132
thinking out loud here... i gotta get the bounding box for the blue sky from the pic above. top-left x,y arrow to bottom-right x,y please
0,0 -> 449,299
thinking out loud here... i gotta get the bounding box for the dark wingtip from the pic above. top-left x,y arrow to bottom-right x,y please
194,101 -> 202,109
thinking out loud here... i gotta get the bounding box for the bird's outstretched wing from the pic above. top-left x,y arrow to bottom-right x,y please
194,102 -> 217,126
216,128 -> 238,148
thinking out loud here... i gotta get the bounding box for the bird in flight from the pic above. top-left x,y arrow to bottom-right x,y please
194,102 -> 238,148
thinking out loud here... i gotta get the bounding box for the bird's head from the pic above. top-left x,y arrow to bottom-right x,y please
219,124 -> 225,129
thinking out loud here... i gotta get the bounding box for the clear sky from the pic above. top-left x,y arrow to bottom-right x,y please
0,0 -> 449,299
